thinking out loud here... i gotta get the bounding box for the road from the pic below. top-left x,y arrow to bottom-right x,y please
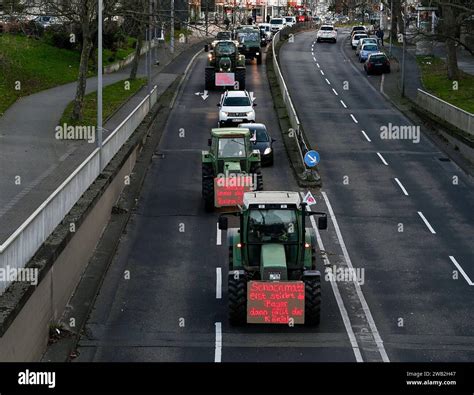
76,46 -> 358,362
279,29 -> 474,362
75,29 -> 474,363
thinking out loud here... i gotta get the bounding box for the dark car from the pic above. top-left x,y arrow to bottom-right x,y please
239,123 -> 275,166
364,52 -> 391,75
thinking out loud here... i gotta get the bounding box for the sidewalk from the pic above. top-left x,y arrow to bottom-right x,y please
0,31 -> 211,243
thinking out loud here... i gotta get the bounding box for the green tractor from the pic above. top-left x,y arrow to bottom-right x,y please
204,40 -> 246,90
202,128 -> 263,212
218,191 -> 328,326
234,26 -> 263,64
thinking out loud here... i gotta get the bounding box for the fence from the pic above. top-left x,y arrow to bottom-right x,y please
0,86 -> 158,295
272,29 -> 310,166
417,89 -> 473,136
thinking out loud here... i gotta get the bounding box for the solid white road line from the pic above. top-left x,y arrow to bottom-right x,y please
214,322 -> 222,362
394,178 -> 409,196
332,88 -> 338,95
417,211 -> 436,234
216,223 -> 222,245
216,268 -> 222,299
380,73 -> 385,94
340,100 -> 347,108
321,191 -> 390,362
449,256 -> 474,286
325,78 -> 331,85
376,152 -> 389,166
350,114 -> 358,123
320,70 -> 325,75
361,130 -> 371,142
309,215 -> 364,362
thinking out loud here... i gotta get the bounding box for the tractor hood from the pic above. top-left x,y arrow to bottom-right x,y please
260,244 -> 288,281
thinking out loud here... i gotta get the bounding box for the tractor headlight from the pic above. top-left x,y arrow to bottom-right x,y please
264,147 -> 272,155
256,52 -> 260,55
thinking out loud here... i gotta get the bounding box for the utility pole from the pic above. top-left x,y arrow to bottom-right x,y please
205,0 -> 209,36
148,0 -> 153,101
401,15 -> 406,97
389,0 -> 393,55
97,0 -> 103,170
170,0 -> 175,54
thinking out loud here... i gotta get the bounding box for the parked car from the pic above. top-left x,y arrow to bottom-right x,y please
33,15 -> 63,28
270,17 -> 286,33
356,37 -> 378,56
351,33 -> 368,49
239,123 -> 275,166
359,43 -> 379,62
350,25 -> 367,37
364,52 -> 391,74
283,16 -> 297,27
218,90 -> 256,126
316,24 -> 337,43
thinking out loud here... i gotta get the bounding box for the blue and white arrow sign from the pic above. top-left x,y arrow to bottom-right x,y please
304,150 -> 320,167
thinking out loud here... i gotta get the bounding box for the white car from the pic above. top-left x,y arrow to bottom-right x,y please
316,25 -> 337,43
351,33 -> 368,49
283,16 -> 296,27
270,18 -> 286,33
218,90 -> 256,127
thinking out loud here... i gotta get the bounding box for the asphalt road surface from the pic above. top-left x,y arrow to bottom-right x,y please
279,29 -> 474,362
76,30 -> 474,363
76,46 -> 359,362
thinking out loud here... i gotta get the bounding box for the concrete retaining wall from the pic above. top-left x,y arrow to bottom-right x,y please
0,147 -> 138,361
417,89 -> 474,136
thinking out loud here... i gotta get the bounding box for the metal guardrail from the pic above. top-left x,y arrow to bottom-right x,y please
272,29 -> 310,167
0,86 -> 158,295
417,89 -> 473,136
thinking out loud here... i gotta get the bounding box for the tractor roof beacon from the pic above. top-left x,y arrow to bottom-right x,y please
218,191 -> 328,325
201,128 -> 263,212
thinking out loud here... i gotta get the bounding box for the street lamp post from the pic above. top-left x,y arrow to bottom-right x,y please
97,0 -> 103,171
401,15 -> 406,97
389,0 -> 393,55
170,0 -> 175,53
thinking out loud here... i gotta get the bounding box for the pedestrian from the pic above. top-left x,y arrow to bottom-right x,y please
224,17 -> 230,30
266,14 -> 270,23
376,28 -> 384,46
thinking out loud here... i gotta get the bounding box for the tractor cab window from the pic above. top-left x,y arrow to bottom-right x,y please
218,138 -> 246,158
247,209 -> 298,243
215,42 -> 235,55
237,32 -> 259,43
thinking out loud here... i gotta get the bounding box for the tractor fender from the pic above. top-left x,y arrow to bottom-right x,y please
302,270 -> 321,279
202,150 -> 212,163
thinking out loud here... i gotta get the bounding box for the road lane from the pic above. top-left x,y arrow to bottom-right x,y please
280,30 -> 474,362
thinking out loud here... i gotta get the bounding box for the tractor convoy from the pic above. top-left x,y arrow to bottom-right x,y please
201,24 -> 327,326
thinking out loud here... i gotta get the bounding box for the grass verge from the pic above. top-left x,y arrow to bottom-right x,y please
59,78 -> 147,127
0,34 -> 81,115
416,55 -> 474,113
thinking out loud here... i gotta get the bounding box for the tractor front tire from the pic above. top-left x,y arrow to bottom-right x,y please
304,275 -> 321,326
228,273 -> 247,326
235,68 -> 246,90
202,164 -> 215,212
205,68 -> 215,91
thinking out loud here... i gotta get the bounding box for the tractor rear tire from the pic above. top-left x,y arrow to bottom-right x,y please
235,68 -> 246,90
205,68 -> 215,91
251,164 -> 263,191
304,275 -> 321,326
202,164 -> 215,212
228,273 -> 247,326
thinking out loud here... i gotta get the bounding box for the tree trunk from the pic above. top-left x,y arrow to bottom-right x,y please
129,29 -> 144,80
443,4 -> 459,80
72,34 -> 93,122
391,0 -> 400,42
